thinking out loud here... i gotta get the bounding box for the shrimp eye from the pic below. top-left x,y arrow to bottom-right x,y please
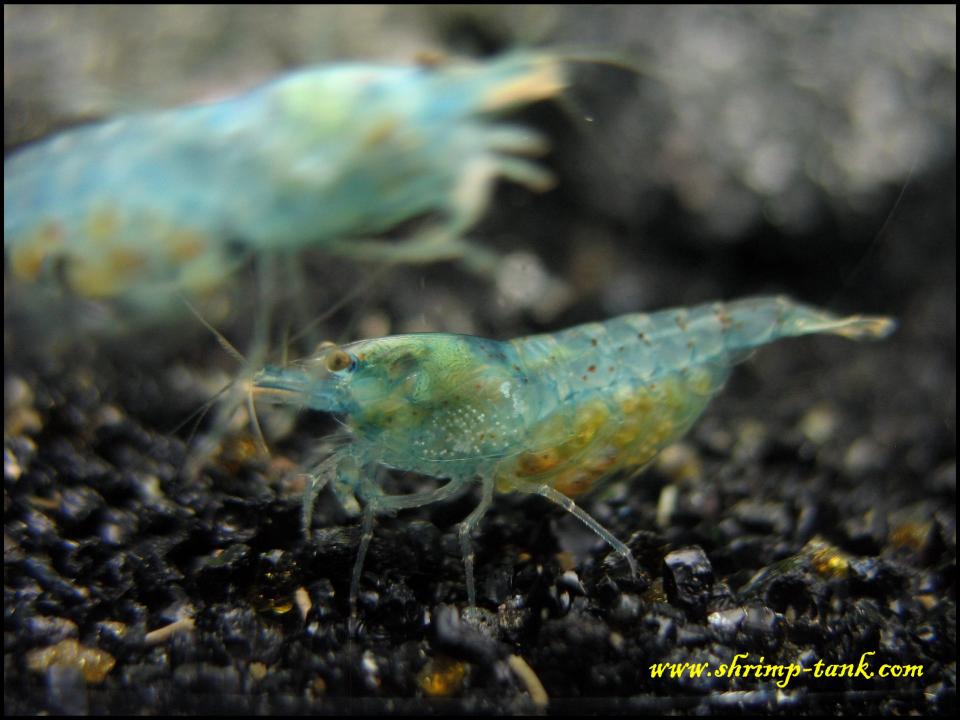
324,349 -> 354,373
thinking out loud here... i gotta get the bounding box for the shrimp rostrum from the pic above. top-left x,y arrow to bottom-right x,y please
4,52 -> 563,322
253,296 -> 895,611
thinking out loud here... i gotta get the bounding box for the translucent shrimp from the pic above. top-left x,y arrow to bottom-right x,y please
4,51 -> 563,325
252,296 -> 895,612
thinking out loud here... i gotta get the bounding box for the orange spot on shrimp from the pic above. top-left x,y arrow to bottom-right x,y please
362,117 -> 398,148
86,207 -> 121,244
572,403 -> 608,449
623,445 -> 660,468
11,245 -> 47,281
414,50 -> 448,68
547,447 -> 619,497
10,222 -> 64,280
110,248 -> 148,275
552,470 -> 598,497
715,308 -> 733,328
517,448 -> 561,477
645,419 -> 676,447
618,390 -> 654,416
66,249 -> 147,298
66,258 -> 119,298
168,230 -> 207,261
613,423 -> 642,449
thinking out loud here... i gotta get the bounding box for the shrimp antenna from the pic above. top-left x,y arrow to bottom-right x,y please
176,294 -> 271,470
287,261 -> 395,347
245,378 -> 270,457
549,42 -> 674,88
529,45 -> 664,141
830,154 -> 917,308
168,375 -> 236,439
280,323 -> 292,369
180,295 -> 247,368
552,47 -> 659,79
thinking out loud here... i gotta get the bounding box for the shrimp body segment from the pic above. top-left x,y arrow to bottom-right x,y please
4,53 -> 564,313
253,296 -> 895,610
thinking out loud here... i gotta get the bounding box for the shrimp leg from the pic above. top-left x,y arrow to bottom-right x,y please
458,475 -> 495,607
327,231 -> 501,277
301,453 -> 341,539
348,474 -> 476,616
326,149 -> 553,278
523,484 -> 639,578
350,502 -> 376,624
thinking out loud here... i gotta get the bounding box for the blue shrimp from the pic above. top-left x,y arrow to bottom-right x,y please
251,296 -> 895,612
4,52 -> 563,322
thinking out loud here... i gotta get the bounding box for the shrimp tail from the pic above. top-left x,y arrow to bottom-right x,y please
777,305 -> 897,341
722,296 -> 896,349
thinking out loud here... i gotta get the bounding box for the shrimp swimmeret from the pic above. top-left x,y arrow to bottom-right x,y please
252,296 -> 895,613
4,52 -> 564,321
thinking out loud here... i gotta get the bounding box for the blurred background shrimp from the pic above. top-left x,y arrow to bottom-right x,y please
4,49 -> 568,349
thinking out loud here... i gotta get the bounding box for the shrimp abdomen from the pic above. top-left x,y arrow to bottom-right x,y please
518,296 -> 893,390
502,296 -> 893,497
